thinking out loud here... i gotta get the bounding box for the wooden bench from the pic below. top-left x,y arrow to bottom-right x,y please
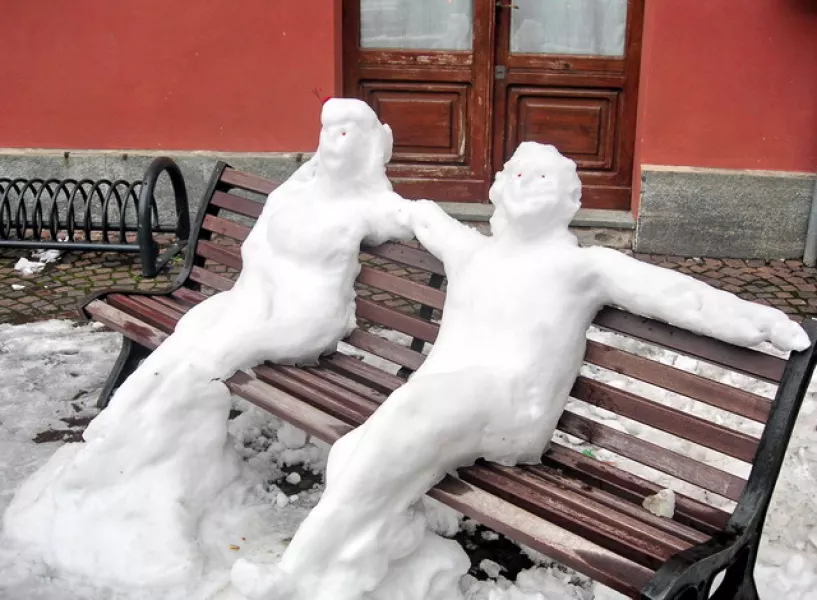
80,160 -> 817,600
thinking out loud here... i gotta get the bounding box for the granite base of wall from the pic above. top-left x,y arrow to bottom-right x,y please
636,166 -> 816,259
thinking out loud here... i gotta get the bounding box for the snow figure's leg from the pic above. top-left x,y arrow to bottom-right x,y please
324,424 -> 367,491
233,371 -> 504,600
96,337 -> 151,409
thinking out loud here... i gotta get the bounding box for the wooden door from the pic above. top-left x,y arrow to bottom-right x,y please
493,0 -> 643,210
343,1 -> 643,209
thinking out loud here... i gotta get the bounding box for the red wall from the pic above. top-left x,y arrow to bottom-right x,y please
636,0 -> 817,175
0,0 -> 340,152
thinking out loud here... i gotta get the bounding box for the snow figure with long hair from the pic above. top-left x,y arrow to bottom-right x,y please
3,99 -> 417,591
232,142 -> 810,600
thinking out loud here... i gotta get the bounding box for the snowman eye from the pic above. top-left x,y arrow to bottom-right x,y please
517,173 -> 522,178
342,131 -> 347,136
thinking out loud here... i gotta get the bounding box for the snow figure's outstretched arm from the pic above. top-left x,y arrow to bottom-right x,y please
410,200 -> 483,269
363,195 -> 415,245
585,246 -> 810,352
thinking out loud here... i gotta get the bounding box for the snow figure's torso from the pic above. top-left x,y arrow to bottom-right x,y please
417,236 -> 597,462
226,178 -> 405,365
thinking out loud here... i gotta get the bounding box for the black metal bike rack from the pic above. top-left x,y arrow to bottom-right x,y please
0,157 -> 190,277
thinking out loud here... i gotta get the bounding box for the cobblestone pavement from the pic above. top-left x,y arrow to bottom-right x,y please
1,246 -> 816,325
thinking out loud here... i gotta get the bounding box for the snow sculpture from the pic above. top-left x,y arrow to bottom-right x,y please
232,142 -> 810,600
2,98 -> 416,591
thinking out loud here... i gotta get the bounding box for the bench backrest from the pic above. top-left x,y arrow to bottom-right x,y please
179,162 -> 816,539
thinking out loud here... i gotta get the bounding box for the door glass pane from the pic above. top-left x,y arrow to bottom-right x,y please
511,0 -> 627,57
361,0 -> 473,51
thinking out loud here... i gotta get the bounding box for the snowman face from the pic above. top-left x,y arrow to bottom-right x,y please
491,143 -> 581,234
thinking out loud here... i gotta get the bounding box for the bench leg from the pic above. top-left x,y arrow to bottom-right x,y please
97,338 -> 151,410
708,543 -> 760,600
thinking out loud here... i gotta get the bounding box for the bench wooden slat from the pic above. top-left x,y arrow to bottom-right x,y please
357,266 -> 446,310
557,411 -> 745,501
429,476 -> 653,598
345,329 -> 426,372
594,308 -> 786,383
571,377 -> 759,463
323,353 -> 406,394
202,214 -> 252,241
362,243 -> 446,276
220,168 -> 279,196
226,370 -> 353,445
544,444 -> 730,534
190,266 -> 234,292
85,300 -> 168,349
254,366 -> 372,425
151,295 -> 192,314
304,366 -> 389,405
171,287 -> 206,306
520,462 -> 710,545
355,298 -> 439,343
196,239 -> 243,270
107,294 -> 178,334
210,190 -> 264,219
460,463 -> 693,568
584,341 -> 771,423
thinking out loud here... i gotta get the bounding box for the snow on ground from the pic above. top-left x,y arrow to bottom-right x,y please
1,319 -> 816,599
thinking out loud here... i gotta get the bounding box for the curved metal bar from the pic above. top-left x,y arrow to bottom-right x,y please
137,157 -> 189,277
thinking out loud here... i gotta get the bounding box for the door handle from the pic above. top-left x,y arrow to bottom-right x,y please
496,2 -> 519,8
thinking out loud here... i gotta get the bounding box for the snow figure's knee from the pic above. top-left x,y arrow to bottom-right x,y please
325,426 -> 364,489
231,558 -> 296,600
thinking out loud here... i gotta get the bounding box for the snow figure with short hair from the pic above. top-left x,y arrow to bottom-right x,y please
231,142 -> 810,600
3,99 -> 417,592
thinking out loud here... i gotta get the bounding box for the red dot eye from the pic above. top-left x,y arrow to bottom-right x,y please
517,172 -> 522,178
342,131 -> 347,136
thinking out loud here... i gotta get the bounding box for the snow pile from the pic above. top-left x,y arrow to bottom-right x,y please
2,98 -> 414,595
14,249 -> 62,276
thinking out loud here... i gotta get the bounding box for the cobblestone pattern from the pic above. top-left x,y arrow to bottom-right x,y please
2,245 -> 816,326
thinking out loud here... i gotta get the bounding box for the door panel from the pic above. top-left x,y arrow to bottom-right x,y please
362,83 -> 468,165
507,87 -> 618,170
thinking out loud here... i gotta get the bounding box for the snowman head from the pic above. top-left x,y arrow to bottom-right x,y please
489,142 -> 582,237
316,98 -> 393,192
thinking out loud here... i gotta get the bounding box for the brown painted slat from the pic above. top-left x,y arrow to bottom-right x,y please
220,168 -> 279,196
189,266 -> 234,292
357,266 -> 446,310
584,341 -> 771,423
196,240 -> 243,270
151,295 -> 192,314
84,300 -> 167,350
345,329 -> 426,372
520,463 -> 710,545
107,295 -> 178,333
254,366 -> 370,425
363,243 -> 446,276
354,298 -> 439,343
278,366 -> 382,409
201,214 -> 251,242
304,366 -> 389,406
460,463 -> 692,568
210,190 -> 264,219
593,308 -> 786,383
557,411 -> 745,501
323,353 -> 405,394
571,377 -> 759,463
172,287 -> 207,306
127,295 -> 183,324
545,444 -> 730,534
429,476 -> 652,598
226,371 -> 353,443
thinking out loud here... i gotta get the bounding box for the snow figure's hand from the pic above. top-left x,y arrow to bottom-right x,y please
231,558 -> 296,600
769,317 -> 810,352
